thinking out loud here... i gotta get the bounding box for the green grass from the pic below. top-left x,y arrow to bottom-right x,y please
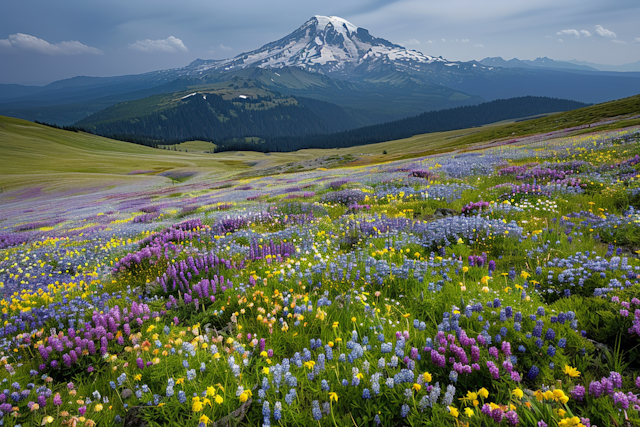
456,93 -> 640,145
2,92 -> 639,193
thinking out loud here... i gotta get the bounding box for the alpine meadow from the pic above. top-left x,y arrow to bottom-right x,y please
3,6 -> 640,427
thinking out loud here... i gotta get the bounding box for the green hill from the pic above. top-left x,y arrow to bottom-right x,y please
75,82 -> 362,145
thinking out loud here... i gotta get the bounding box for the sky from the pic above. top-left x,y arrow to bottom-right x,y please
1,0 -> 639,85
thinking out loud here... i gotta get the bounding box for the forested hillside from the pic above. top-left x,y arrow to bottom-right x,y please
76,93 -> 360,144
216,96 -> 589,152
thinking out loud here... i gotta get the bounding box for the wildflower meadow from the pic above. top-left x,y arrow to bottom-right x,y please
2,125 -> 640,427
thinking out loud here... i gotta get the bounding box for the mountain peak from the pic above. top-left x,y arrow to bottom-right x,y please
312,15 -> 358,34
183,15 -> 448,77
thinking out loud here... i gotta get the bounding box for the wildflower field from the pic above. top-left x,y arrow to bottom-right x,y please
3,123 -> 640,427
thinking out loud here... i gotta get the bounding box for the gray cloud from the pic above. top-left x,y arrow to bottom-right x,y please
0,33 -> 102,55
129,36 -> 188,53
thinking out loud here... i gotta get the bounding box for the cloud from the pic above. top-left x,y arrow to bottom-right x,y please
218,44 -> 232,51
425,40 -> 433,44
556,29 -> 591,38
557,29 -> 580,37
595,25 -> 616,38
461,39 -> 469,43
402,38 -> 421,46
129,36 -> 188,53
635,38 -> 640,43
0,33 -> 102,55
474,44 -> 484,48
558,38 -> 563,43
611,39 -> 626,44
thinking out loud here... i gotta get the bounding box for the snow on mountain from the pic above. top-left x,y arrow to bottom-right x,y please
183,16 -> 450,77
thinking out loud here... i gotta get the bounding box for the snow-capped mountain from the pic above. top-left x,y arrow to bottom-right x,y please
183,16 -> 451,78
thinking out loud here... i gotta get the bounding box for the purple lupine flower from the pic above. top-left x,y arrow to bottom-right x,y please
491,408 -> 504,423
505,410 -> 519,425
613,391 -> 629,409
136,358 -> 145,370
571,385 -> 585,401
609,372 -> 623,388
502,341 -> 512,357
589,381 -> 603,398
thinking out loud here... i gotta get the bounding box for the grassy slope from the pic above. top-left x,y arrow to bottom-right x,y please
2,92 -> 639,191
0,116 -> 501,191
455,93 -> 640,145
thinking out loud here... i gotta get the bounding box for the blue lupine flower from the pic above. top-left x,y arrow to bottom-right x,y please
545,328 -> 556,341
274,402 -> 282,421
558,338 -> 567,348
312,400 -> 322,420
186,369 -> 196,380
401,403 -> 410,418
362,388 -> 371,399
262,401 -> 270,419
527,365 -> 540,380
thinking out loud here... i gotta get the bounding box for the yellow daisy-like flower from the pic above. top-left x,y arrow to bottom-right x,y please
215,395 -> 224,405
329,392 -> 338,402
448,406 -> 459,418
512,388 -> 523,399
422,372 -> 432,383
412,383 -> 422,392
563,364 -> 581,378
199,415 -> 211,425
464,407 -> 474,417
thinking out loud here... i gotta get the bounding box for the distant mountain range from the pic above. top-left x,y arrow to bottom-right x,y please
478,57 -> 599,71
565,59 -> 640,73
479,56 -> 640,73
0,15 -> 640,131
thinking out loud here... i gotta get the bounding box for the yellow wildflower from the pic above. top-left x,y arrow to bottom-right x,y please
478,388 -> 489,399
564,365 -> 580,378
